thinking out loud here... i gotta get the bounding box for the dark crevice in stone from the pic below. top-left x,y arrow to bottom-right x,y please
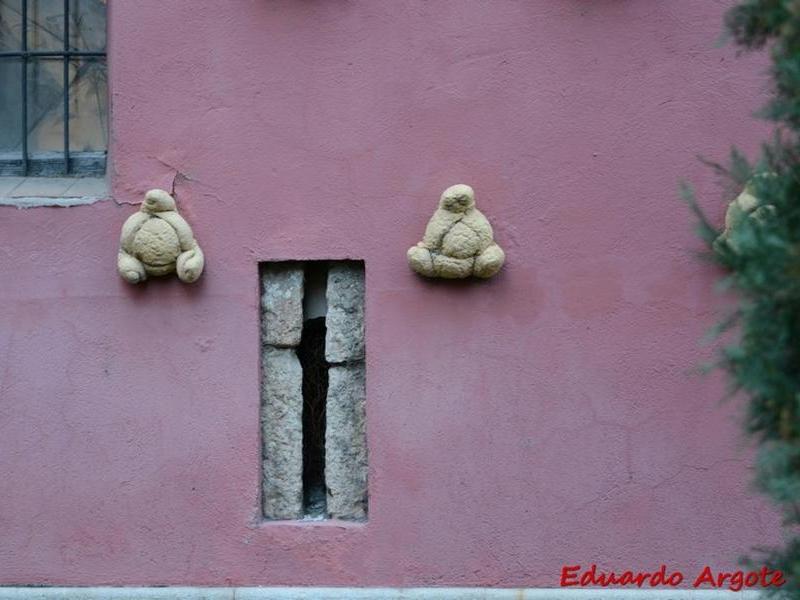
297,315 -> 328,518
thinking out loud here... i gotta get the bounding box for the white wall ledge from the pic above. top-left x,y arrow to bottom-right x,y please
0,588 -> 766,600
0,177 -> 108,208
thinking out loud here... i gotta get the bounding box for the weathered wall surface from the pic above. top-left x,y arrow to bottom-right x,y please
0,0 -> 781,587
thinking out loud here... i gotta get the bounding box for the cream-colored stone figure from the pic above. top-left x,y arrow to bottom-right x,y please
714,180 -> 775,253
407,184 -> 505,279
117,189 -> 205,284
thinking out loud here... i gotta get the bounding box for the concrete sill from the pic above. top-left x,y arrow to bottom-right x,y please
0,176 -> 108,208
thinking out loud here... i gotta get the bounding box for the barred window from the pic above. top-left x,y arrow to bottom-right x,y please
0,0 -> 107,177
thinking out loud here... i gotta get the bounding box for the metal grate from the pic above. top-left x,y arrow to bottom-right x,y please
0,0 -> 106,176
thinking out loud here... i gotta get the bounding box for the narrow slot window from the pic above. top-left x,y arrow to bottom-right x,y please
260,260 -> 366,521
298,316 -> 327,518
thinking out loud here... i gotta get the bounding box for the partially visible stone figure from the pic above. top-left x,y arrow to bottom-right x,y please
714,179 -> 776,253
407,184 -> 505,279
117,189 -> 205,284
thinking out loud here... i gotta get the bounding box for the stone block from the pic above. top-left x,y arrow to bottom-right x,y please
325,362 -> 367,520
325,263 -> 365,362
262,265 -> 304,347
261,346 -> 304,520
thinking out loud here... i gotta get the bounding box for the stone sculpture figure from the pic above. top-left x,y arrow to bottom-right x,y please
407,184 -> 505,279
714,178 -> 776,253
117,189 -> 205,284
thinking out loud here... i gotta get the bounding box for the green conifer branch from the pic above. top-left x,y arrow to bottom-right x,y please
689,3 -> 800,597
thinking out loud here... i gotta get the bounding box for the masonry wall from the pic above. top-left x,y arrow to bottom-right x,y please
0,0 -> 783,587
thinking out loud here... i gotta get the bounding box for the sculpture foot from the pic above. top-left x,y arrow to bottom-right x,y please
177,243 -> 205,283
407,244 -> 436,277
474,243 -> 505,278
117,251 -> 147,284
433,254 -> 474,279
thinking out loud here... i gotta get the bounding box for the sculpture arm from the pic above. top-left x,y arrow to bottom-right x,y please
157,211 -> 196,251
120,212 -> 149,254
462,208 -> 495,251
421,209 -> 459,249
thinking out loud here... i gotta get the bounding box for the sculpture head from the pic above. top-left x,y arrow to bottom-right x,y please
142,189 -> 176,213
439,184 -> 475,213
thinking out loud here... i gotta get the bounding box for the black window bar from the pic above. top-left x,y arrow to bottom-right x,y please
0,0 -> 106,177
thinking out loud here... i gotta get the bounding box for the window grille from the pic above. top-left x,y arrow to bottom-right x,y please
0,0 -> 107,177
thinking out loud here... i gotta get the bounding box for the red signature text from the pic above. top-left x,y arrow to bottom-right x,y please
560,564 -> 785,591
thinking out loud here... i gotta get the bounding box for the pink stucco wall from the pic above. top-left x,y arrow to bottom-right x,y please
0,0 -> 783,588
